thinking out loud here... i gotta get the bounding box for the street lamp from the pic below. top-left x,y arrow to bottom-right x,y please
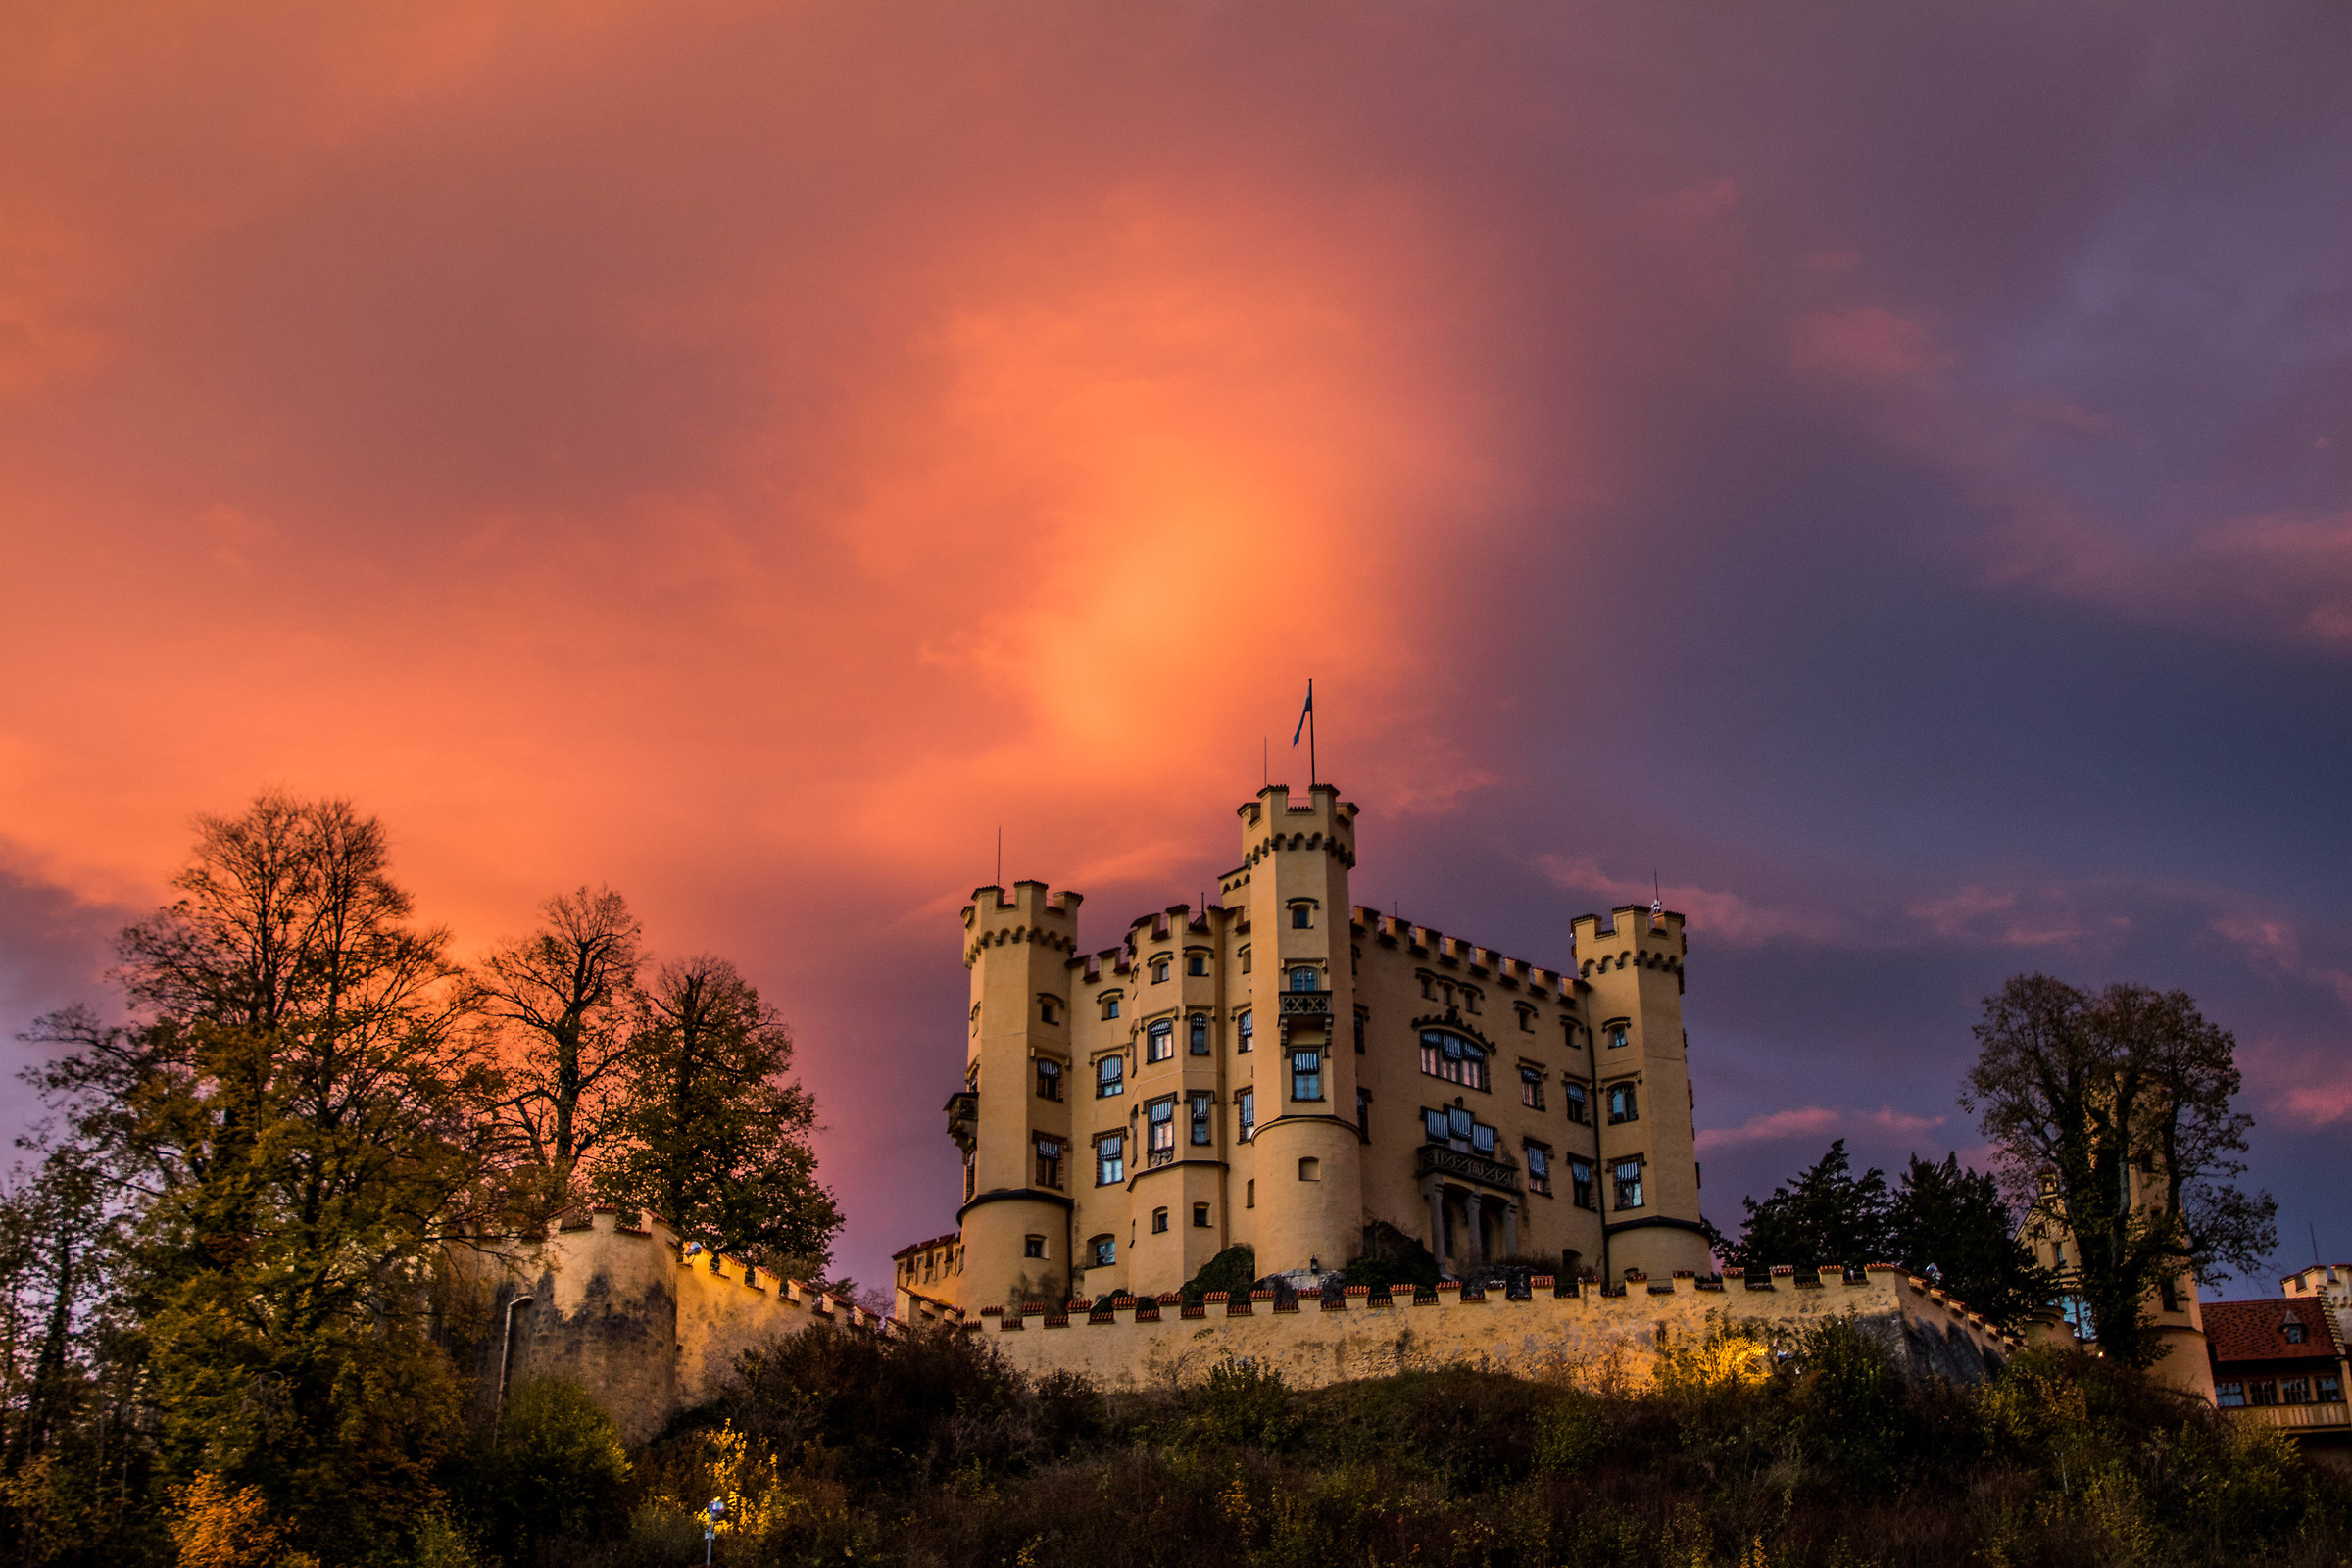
703,1496 -> 726,1564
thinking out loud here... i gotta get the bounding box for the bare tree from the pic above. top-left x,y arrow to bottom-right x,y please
1961,973 -> 2276,1367
477,887 -> 642,1208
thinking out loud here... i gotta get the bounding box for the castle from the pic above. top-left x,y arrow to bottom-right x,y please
903,782 -> 1712,1316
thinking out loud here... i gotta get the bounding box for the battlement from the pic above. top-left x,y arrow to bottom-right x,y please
961,880 -> 1084,965
972,1265 -> 2018,1393
1571,906 -> 1688,979
1236,784 -> 1359,869
1353,907 -> 1571,1001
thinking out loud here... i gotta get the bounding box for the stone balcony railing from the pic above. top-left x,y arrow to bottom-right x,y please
1279,990 -> 1332,1018
1414,1142 -> 1522,1193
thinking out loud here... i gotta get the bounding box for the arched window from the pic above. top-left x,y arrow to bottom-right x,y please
1146,1019 -> 1174,1062
1418,1030 -> 1489,1091
1291,1048 -> 1323,1102
1289,965 -> 1318,993
1096,1054 -> 1124,1097
1237,1009 -> 1253,1053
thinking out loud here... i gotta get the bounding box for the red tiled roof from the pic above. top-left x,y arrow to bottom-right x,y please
2204,1298 -> 2341,1366
891,1231 -> 960,1261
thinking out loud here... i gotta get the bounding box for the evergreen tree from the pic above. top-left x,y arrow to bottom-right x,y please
597,956 -> 841,1274
1721,1140 -> 1893,1274
1887,1152 -> 2056,1329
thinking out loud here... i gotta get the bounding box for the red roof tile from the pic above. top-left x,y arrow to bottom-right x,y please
2204,1298 -> 2341,1366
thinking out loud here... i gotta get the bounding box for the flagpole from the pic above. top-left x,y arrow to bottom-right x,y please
1308,678 -> 1316,787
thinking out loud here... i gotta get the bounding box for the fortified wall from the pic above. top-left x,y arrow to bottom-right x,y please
966,1265 -> 2021,1393
463,1207 -> 883,1445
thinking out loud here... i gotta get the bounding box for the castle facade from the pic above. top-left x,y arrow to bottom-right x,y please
918,784 -> 1712,1315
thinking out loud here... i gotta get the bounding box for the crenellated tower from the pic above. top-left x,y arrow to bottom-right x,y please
958,880 -> 1083,1311
1569,906 -> 1710,1279
1236,785 -> 1364,1278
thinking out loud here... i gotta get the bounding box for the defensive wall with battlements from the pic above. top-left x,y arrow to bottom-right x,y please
465,1206 -> 884,1445
958,1265 -> 2024,1394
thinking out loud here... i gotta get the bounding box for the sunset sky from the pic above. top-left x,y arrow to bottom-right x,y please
2,2 -> 2346,1298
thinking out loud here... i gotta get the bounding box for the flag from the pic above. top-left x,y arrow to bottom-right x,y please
1292,679 -> 1313,745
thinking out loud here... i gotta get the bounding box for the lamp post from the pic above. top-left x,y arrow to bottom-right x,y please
703,1496 -> 725,1565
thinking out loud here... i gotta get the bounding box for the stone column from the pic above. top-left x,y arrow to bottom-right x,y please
1424,1178 -> 1446,1264
1502,1200 -> 1519,1260
1464,1192 -> 1486,1267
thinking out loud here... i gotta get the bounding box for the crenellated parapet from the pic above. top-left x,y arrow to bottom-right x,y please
969,1264 -> 2021,1393
1233,784 -> 1359,872
960,880 -> 1085,967
1571,906 -> 1688,987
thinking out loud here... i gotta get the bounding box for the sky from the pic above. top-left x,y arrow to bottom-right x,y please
2,1 -> 2346,1300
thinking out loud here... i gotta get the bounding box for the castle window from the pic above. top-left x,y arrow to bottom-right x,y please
1237,1010 -> 1253,1053
1526,1142 -> 1552,1196
1519,1064 -> 1544,1108
1152,1208 -> 1168,1234
1097,1133 -> 1125,1186
1420,975 -> 1434,1000
1606,1083 -> 1638,1124
1102,995 -> 1121,1020
1604,1020 -> 1629,1052
1291,1048 -> 1323,1102
1193,1202 -> 1210,1228
1036,1058 -> 1064,1101
964,1152 -> 976,1202
1298,1156 -> 1321,1181
1040,997 -> 1060,1025
1146,1020 -> 1174,1062
1470,1121 -> 1495,1155
1241,946 -> 1251,974
2284,1377 -> 2313,1405
1246,1179 -> 1255,1208
1612,1159 -> 1643,1210
1353,1011 -> 1366,1053
2217,1381 -> 2245,1408
1237,1088 -> 1255,1142
1147,1098 -> 1176,1166
1090,1235 -> 1115,1268
2250,1380 -> 2278,1406
1025,1235 -> 1046,1258
2323,1374 -> 2344,1403
1291,903 -> 1313,929
1097,1055 -> 1124,1097
1189,1092 -> 1213,1145
1565,1083 -> 1590,1124
1418,1030 -> 1489,1091
1569,1159 -> 1594,1209
1356,1087 -> 1369,1138
1517,1004 -> 1536,1033
1034,1137 -> 1063,1190
1151,956 -> 1170,983
1189,1013 -> 1209,1054
1289,965 -> 1318,992
2286,1321 -> 2308,1344
1188,952 -> 1207,976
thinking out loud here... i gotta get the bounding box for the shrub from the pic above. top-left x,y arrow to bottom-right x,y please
1180,1246 -> 1259,1304
1186,1358 -> 1299,1450
464,1377 -> 630,1559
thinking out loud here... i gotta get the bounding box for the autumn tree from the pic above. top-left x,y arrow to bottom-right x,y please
1962,974 -> 2276,1367
26,793 -> 504,1560
597,956 -> 841,1275
478,886 -> 643,1211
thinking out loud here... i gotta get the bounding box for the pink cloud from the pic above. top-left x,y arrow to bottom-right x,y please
1694,1104 -> 1944,1153
1532,854 -> 1820,946
1789,305 -> 1952,383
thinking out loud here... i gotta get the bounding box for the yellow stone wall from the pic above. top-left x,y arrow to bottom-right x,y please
974,1266 -> 2018,1394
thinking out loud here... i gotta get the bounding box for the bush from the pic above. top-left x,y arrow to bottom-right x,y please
1185,1358 -> 1298,1449
462,1377 -> 630,1560
1180,1246 -> 1259,1303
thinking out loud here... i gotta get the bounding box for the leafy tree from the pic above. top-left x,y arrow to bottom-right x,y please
1720,1140 -> 1893,1274
464,1377 -> 628,1557
1961,974 -> 2276,1367
596,956 -> 840,1272
26,793 -> 504,1560
477,886 -> 643,1211
1887,1152 -> 2056,1329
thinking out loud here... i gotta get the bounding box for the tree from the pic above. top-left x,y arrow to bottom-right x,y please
26,793 -> 505,1559
1961,973 -> 2276,1367
596,956 -> 841,1273
1719,1140 -> 1893,1275
478,887 -> 643,1211
1887,1152 -> 2056,1330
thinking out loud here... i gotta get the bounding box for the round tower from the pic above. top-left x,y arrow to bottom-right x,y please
1238,785 -> 1364,1278
1568,906 -> 1711,1279
957,880 -> 1083,1312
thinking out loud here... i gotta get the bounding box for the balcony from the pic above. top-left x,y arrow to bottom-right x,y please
944,1091 -> 978,1152
1415,1142 -> 1522,1193
1279,990 -> 1332,1019
2230,1400 -> 2350,1433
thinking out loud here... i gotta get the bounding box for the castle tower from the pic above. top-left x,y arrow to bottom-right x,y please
1238,785 -> 1363,1278
1568,906 -> 1711,1279
957,881 -> 1083,1311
